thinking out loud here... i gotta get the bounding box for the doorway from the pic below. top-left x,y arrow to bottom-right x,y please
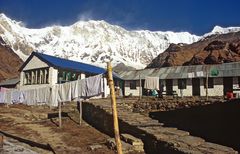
166,79 -> 173,95
192,78 -> 200,96
223,77 -> 233,95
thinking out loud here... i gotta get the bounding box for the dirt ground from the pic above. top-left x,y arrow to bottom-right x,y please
0,103 -> 115,154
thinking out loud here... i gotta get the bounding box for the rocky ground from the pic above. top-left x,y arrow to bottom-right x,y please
0,103 -> 114,154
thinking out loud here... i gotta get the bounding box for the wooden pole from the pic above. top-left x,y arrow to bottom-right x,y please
206,66 -> 209,101
79,101 -> 82,125
139,74 -> 142,100
59,102 -> 62,128
0,133 -> 3,149
107,62 -> 123,154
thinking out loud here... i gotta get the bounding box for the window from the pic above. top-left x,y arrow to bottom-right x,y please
23,68 -> 49,85
130,80 -> 137,89
204,78 -> 214,88
238,77 -> 240,87
178,79 -> 187,89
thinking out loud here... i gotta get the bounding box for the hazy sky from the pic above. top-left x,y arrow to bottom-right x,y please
0,0 -> 239,35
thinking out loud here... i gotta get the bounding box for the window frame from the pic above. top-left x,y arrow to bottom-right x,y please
129,80 -> 137,90
178,79 -> 187,89
203,77 -> 214,88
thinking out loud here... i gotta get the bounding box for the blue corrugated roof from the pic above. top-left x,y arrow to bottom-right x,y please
19,52 -> 122,79
34,52 -> 106,74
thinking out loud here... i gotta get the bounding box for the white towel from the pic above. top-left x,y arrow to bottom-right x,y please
70,80 -> 79,99
49,85 -> 59,107
0,92 -> 5,103
144,76 -> 159,90
85,74 -> 104,97
36,87 -> 50,105
4,91 -> 12,104
78,79 -> 86,97
11,90 -> 21,104
58,82 -> 71,102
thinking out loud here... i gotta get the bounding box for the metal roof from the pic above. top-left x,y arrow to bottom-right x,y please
34,52 -> 106,74
0,78 -> 19,86
19,52 -> 122,79
118,62 -> 240,80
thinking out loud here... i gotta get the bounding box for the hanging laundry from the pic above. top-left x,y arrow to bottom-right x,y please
49,85 -> 59,107
0,92 -> 5,103
11,90 -> 21,104
36,87 -> 50,104
4,90 -> 12,105
78,79 -> 86,97
85,74 -> 104,97
144,76 -> 159,90
58,82 -> 72,102
0,87 -> 8,92
70,80 -> 79,99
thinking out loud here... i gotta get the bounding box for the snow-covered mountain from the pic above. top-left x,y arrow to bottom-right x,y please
203,25 -> 240,37
0,13 -> 239,69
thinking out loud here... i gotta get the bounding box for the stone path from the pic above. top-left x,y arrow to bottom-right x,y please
83,99 -> 237,154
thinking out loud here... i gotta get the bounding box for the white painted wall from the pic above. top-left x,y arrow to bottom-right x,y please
173,79 -> 193,97
23,56 -> 48,71
200,78 -> 223,96
20,72 -> 24,87
125,87 -> 140,96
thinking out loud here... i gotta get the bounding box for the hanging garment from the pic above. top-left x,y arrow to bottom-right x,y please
4,90 -> 12,104
49,85 -> 59,107
0,92 -> 5,103
144,76 -> 159,90
23,89 -> 36,105
85,74 -> 104,97
0,87 -> 8,92
19,91 -> 25,103
78,78 -> 86,98
11,90 -> 21,104
70,80 -> 79,99
58,82 -> 72,102
36,87 -> 50,105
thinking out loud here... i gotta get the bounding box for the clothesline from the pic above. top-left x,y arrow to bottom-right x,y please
0,74 -> 104,107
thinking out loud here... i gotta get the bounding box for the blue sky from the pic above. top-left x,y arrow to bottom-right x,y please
0,0 -> 239,35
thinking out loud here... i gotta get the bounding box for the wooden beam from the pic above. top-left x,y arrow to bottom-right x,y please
78,101 -> 82,125
0,133 -> 3,149
206,66 -> 209,101
107,62 -> 123,154
59,102 -> 62,128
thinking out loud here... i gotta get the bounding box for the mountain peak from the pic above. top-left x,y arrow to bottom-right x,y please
0,13 -> 239,69
203,25 -> 240,37
211,25 -> 224,33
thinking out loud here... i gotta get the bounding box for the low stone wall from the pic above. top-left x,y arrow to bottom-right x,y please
82,99 -> 237,154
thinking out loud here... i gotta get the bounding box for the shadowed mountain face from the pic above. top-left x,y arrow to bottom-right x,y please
146,32 -> 240,68
0,37 -> 23,82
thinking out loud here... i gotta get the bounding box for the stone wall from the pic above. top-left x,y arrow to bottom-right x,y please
82,99 -> 237,154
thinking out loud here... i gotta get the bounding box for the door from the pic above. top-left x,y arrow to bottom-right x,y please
192,78 -> 200,96
166,79 -> 173,95
223,77 -> 233,95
